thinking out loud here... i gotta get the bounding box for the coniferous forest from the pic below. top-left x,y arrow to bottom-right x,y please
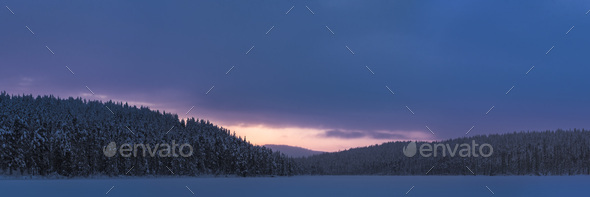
1,92 -> 589,178
297,130 -> 590,175
0,92 -> 297,177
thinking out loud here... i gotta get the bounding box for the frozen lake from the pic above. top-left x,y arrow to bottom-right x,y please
1,176 -> 588,196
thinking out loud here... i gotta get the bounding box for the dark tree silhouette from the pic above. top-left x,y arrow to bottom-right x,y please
0,92 -> 297,177
297,129 -> 590,175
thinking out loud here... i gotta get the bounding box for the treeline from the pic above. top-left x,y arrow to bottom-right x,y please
2,92 -> 589,177
0,92 -> 297,177
297,129 -> 590,175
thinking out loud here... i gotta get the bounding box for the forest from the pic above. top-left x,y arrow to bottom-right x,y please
0,92 -> 297,177
298,129 -> 590,175
1,92 -> 588,177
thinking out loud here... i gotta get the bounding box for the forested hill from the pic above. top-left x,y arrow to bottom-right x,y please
298,129 -> 590,176
0,92 -> 297,177
3,92 -> 589,178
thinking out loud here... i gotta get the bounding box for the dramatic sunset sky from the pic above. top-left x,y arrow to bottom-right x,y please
2,0 -> 590,151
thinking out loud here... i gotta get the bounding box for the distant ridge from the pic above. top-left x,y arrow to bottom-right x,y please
297,129 -> 590,175
264,144 -> 324,158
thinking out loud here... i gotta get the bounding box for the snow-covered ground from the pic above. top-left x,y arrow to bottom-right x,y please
1,176 -> 588,196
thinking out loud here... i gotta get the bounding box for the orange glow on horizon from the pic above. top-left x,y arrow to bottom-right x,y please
220,124 -> 434,152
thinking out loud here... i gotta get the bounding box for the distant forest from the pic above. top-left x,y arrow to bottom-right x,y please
297,129 -> 590,175
0,92 -> 297,177
1,92 -> 589,178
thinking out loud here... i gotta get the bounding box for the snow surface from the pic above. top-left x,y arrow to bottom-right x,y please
0,176 -> 588,196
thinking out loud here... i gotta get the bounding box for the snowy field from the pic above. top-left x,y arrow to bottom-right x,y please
1,176 -> 589,196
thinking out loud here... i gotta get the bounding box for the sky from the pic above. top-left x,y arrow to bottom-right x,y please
1,0 -> 590,152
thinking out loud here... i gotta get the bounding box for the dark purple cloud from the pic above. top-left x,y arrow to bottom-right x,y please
321,129 -> 433,140
323,130 -> 367,139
